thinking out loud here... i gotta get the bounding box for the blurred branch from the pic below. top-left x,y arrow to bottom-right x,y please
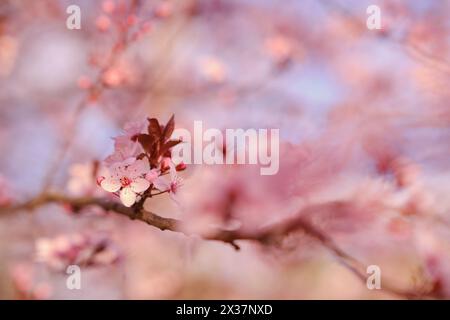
318,0 -> 450,76
41,1 -> 143,191
0,192 -> 435,299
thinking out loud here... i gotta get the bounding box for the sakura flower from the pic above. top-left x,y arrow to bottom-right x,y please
10,263 -> 52,300
35,233 -> 121,272
104,135 -> 141,166
102,67 -> 122,86
67,162 -> 108,197
101,158 -> 151,207
104,120 -> 146,166
77,75 -> 92,89
36,234 -> 86,271
200,56 -> 227,84
154,2 -> 173,18
145,169 -> 159,183
95,15 -> 111,32
153,164 -> 183,202
265,35 -> 295,65
102,0 -> 116,14
123,120 -> 147,140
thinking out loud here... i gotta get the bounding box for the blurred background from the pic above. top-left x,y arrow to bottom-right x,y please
0,0 -> 449,299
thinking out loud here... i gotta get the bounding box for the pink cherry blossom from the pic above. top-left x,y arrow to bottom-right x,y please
67,162 -> 108,197
153,164 -> 183,202
10,263 -> 52,300
104,120 -> 146,166
104,135 -> 141,166
123,120 -> 146,140
145,169 -> 159,183
35,233 -> 121,272
101,158 -> 151,207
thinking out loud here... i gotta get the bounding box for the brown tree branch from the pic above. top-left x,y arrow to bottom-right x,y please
0,192 -> 435,299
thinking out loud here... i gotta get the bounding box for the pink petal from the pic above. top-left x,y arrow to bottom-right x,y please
128,159 -> 150,178
169,162 -> 177,181
130,178 -> 150,193
120,157 -> 137,168
103,153 -> 122,167
100,178 -> 121,192
169,191 -> 181,205
108,158 -> 134,177
145,169 -> 159,183
153,177 -> 170,192
120,187 -> 137,207
123,120 -> 146,136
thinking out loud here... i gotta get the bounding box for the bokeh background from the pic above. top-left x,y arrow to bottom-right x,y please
0,0 -> 449,299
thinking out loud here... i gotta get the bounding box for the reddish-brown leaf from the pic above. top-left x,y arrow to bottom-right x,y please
159,139 -> 182,158
136,153 -> 147,160
150,142 -> 161,166
137,134 -> 154,153
147,118 -> 162,138
162,114 -> 175,142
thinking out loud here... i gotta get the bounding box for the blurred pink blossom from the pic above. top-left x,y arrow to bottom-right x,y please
67,162 -> 108,197
104,120 -> 146,166
153,163 -> 183,203
0,174 -> 14,206
10,264 -> 52,300
35,233 -> 121,272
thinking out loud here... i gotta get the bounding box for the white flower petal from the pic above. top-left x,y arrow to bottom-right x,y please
130,178 -> 150,193
120,187 -> 137,207
100,178 -> 121,192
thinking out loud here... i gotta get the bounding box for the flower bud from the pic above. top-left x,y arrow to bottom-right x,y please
175,162 -> 187,171
160,157 -> 171,172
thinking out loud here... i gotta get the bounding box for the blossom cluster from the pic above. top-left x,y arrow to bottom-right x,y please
98,116 -> 185,207
35,233 -> 121,272
67,161 -> 108,198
